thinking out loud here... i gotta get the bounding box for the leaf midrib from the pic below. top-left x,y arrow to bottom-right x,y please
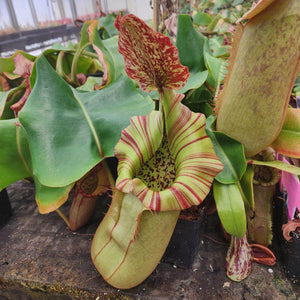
73,92 -> 103,158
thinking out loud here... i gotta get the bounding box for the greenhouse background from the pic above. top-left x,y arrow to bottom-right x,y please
0,0 -> 153,57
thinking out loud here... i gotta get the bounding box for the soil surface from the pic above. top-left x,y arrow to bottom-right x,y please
0,180 -> 299,299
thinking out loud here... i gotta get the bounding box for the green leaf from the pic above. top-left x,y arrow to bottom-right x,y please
248,159 -> 300,175
0,51 -> 35,73
49,43 -> 76,51
271,108 -> 300,158
89,21 -> 125,86
206,115 -> 247,184
213,46 -> 230,58
208,36 -> 230,58
77,76 -> 103,91
204,52 -> 223,84
175,15 -> 209,94
213,181 -> 246,238
233,0 -> 245,5
178,70 -> 208,94
206,14 -> 221,31
208,36 -> 223,52
0,119 -> 32,190
98,14 -> 119,38
176,14 -> 206,73
239,164 -> 254,209
34,177 -> 74,214
0,86 -> 25,119
19,55 -> 154,188
193,12 -> 212,26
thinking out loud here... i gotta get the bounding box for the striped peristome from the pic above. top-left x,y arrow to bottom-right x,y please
115,89 -> 223,211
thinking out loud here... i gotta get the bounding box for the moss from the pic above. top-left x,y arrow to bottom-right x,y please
272,270 -> 297,299
2,278 -> 133,300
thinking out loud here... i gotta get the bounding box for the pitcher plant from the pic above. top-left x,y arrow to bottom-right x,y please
91,14 -> 223,289
0,0 -> 300,290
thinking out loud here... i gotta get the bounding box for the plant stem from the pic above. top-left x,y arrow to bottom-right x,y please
70,42 -> 91,85
56,51 -> 73,85
82,50 -> 99,59
56,208 -> 71,228
153,0 -> 160,32
102,159 -> 116,188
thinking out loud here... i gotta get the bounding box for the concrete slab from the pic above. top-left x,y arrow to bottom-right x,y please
0,181 -> 299,299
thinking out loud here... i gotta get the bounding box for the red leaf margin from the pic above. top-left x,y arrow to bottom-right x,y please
115,14 -> 189,93
10,53 -> 34,116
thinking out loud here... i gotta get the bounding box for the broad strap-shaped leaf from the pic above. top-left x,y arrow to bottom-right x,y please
0,50 -> 35,73
215,0 -> 300,157
91,190 -> 179,289
34,178 -> 74,214
98,14 -> 119,38
213,181 -> 246,238
88,20 -> 125,87
0,85 -> 25,119
0,74 -> 10,91
206,115 -> 246,184
271,108 -> 300,158
248,159 -> 300,176
240,164 -> 254,210
13,53 -> 34,78
6,53 -> 34,116
76,76 -> 103,92
176,14 -> 206,73
177,71 -> 208,94
175,15 -> 209,93
37,159 -> 111,215
0,118 -> 75,213
204,52 -> 221,83
115,89 -> 223,211
226,235 -> 253,282
193,12 -> 212,26
115,14 -> 189,93
19,55 -> 154,187
0,119 -> 32,190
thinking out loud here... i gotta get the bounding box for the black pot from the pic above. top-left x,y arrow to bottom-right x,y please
162,215 -> 203,268
0,188 -> 12,229
273,188 -> 300,282
162,195 -> 212,269
285,231 -> 300,281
